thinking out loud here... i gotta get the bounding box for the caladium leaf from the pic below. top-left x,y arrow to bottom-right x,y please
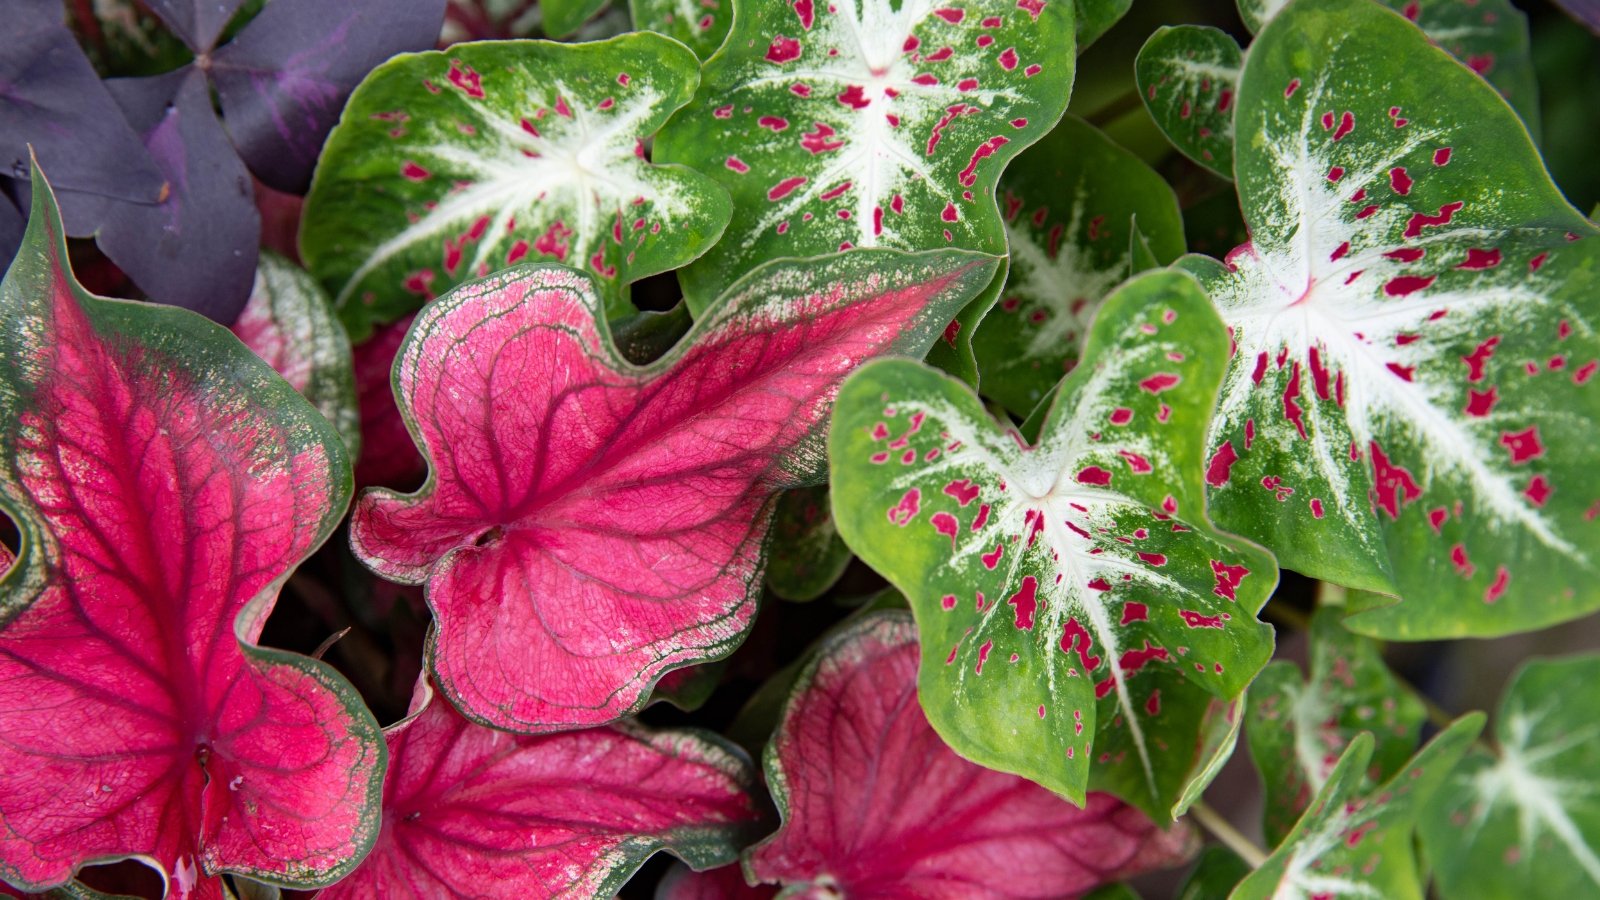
747,612 -> 1198,896
543,0 -> 612,37
629,0 -> 732,61
971,115 -> 1185,416
1174,845 -> 1248,900
765,485 -> 852,602
208,0 -> 450,193
1177,0 -> 1600,638
1419,654 -> 1600,899
301,34 -> 730,341
0,164 -> 381,895
1232,715 -> 1483,900
829,270 -> 1277,813
1244,607 -> 1425,845
348,249 -> 998,733
653,0 -> 1077,378
657,864 -> 775,900
1074,0 -> 1131,50
350,315 -> 426,488
1134,26 -> 1241,181
316,682 -> 764,899
231,251 -> 362,457
97,67 -> 261,322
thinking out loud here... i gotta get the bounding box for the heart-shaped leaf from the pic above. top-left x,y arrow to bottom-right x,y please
0,164 -> 381,895
139,0 -> 251,52
971,114 -> 1185,416
629,0 -> 732,60
1232,715 -> 1483,900
1134,26 -> 1241,181
657,863 -> 775,900
829,269 -> 1277,813
765,485 -> 853,602
1245,606 -> 1425,844
747,612 -> 1197,896
1419,654 -> 1600,899
208,0 -> 450,193
1177,0 -> 1600,638
348,249 -> 998,733
653,0 -> 1076,379
350,315 -> 426,488
231,251 -> 361,456
301,33 -> 731,340
316,681 -> 764,899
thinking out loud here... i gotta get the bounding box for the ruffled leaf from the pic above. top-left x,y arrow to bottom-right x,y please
829,270 -> 1277,814
348,249 -> 997,732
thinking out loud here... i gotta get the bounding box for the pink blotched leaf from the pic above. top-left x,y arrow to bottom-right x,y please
317,682 -> 765,899
747,613 -> 1196,898
349,249 -> 997,732
0,166 -> 381,895
351,315 -> 425,489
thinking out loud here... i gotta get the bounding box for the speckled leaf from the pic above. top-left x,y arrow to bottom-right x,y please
630,0 -> 732,60
653,0 -> 1077,372
0,164 -> 381,897
1245,607 -> 1425,844
543,0 -> 612,36
765,484 -> 853,602
1178,0 -> 1600,639
301,33 -> 731,340
1237,0 -> 1539,131
746,613 -> 1197,897
829,270 -> 1276,812
231,252 -> 361,457
348,249 -> 996,733
316,682 -> 763,900
1135,26 -> 1241,181
1232,715 -> 1483,900
972,115 -> 1185,416
1419,655 -> 1600,899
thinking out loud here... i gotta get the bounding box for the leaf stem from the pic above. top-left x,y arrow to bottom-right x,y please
1189,801 -> 1270,868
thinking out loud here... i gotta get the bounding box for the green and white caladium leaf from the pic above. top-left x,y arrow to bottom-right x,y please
1238,0 -> 1538,130
231,251 -> 362,457
301,33 -> 731,340
629,0 -> 732,60
1177,0 -> 1600,639
1134,25 -> 1241,181
972,115 -> 1185,416
765,484 -> 853,602
1245,606 -> 1425,845
829,269 -> 1277,813
542,0 -> 611,37
653,0 -> 1075,381
1233,716 -> 1483,900
1419,654 -> 1600,899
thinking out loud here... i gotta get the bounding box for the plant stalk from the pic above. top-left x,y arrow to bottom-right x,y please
1189,801 -> 1270,868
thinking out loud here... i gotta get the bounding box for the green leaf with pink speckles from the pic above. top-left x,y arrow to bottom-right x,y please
1232,715 -> 1483,900
630,0 -> 732,59
1245,606 -> 1425,845
1177,0 -> 1600,640
543,0 -> 613,37
972,114 -> 1185,416
829,269 -> 1276,813
1418,654 -> 1600,900
653,0 -> 1076,383
1135,26 -> 1241,181
300,33 -> 731,340
765,485 -> 853,602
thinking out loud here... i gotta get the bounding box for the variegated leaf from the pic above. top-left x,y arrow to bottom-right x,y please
301,33 -> 731,340
765,485 -> 853,602
1179,0 -> 1600,638
829,270 -> 1276,813
972,114 -> 1185,416
630,0 -> 733,60
1135,25 -> 1241,181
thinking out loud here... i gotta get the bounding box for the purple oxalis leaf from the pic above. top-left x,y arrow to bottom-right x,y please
209,0 -> 451,194
316,681 -> 765,899
349,249 -> 998,732
97,67 -> 260,323
138,0 -> 251,53
747,612 -> 1197,897
0,164 -> 381,895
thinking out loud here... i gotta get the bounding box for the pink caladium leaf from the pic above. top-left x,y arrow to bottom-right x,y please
747,612 -> 1197,897
316,681 -> 764,899
653,0 -> 1075,382
657,864 -> 776,900
829,270 -> 1277,814
350,315 -> 426,489
0,164 -> 382,895
230,251 -> 362,457
349,249 -> 998,732
1179,0 -> 1600,639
